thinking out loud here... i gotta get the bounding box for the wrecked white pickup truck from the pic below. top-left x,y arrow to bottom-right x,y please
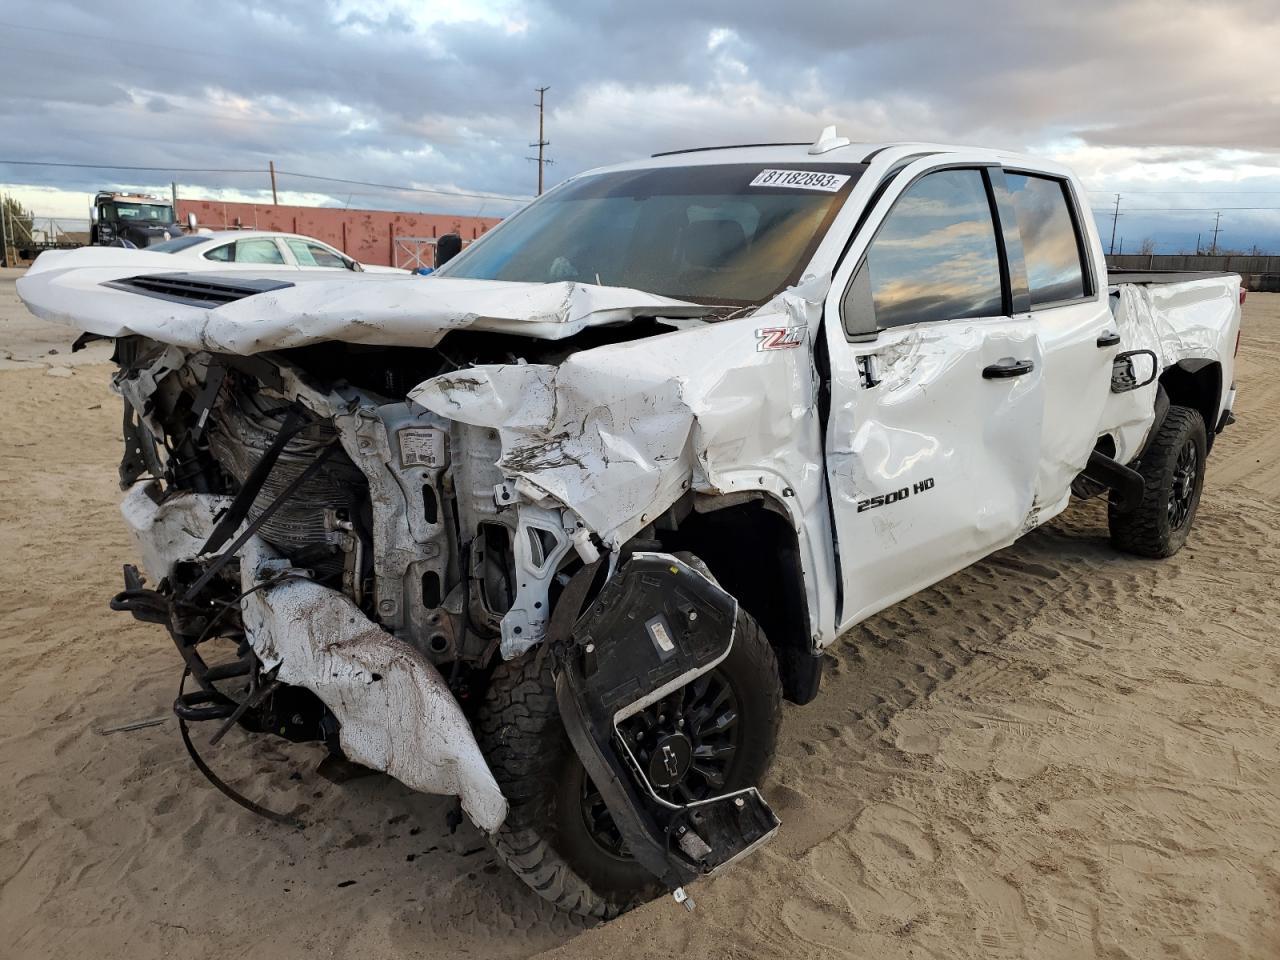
18,130 -> 1243,919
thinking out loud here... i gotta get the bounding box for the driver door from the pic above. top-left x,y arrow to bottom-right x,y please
823,165 -> 1045,630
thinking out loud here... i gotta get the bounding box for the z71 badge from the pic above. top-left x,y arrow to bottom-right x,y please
756,325 -> 807,351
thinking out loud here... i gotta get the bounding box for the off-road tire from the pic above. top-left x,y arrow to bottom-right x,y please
1108,404 -> 1207,558
475,607 -> 781,919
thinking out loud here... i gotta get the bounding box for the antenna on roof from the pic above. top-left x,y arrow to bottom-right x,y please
808,125 -> 851,155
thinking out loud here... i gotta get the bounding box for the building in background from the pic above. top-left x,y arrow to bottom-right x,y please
175,199 -> 504,269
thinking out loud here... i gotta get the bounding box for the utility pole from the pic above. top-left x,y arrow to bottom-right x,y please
269,161 -> 279,206
0,199 -> 9,269
529,86 -> 552,196
1209,211 -> 1222,256
1108,193 -> 1121,255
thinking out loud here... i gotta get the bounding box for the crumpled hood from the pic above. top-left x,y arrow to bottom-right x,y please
16,248 -> 710,354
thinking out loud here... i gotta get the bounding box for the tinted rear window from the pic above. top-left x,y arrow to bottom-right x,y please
1005,173 -> 1088,306
149,236 -> 210,254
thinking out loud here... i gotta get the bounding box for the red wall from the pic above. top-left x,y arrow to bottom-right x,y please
175,199 -> 503,267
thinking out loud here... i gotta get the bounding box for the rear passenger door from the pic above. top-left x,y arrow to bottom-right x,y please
202,237 -> 294,269
824,164 -> 1045,631
1000,170 -> 1114,514
234,238 -> 292,269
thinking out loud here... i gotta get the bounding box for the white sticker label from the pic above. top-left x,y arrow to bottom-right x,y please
398,427 -> 446,469
750,169 -> 850,192
649,619 -> 676,653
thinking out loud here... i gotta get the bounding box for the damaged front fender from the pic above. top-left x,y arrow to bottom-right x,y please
410,286 -> 841,654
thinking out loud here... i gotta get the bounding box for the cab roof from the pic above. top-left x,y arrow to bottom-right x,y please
573,130 -> 1064,180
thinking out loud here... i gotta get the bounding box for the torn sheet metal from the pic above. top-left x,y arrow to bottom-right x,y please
239,543 -> 509,834
16,249 -> 709,354
1101,275 -> 1240,460
1119,274 -> 1241,370
411,282 -> 840,651
411,302 -> 824,548
121,488 -> 508,833
120,483 -> 230,583
1099,284 -> 1163,461
499,502 -> 576,659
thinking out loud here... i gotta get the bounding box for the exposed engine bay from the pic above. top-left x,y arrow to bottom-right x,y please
106,323 -> 784,903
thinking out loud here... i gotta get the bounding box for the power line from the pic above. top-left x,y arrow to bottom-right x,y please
1090,192 -> 1280,199
274,170 -> 529,203
0,158 -> 531,204
0,159 -> 263,174
1119,206 -> 1280,212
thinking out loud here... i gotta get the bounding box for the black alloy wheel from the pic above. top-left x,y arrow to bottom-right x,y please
579,668 -> 741,856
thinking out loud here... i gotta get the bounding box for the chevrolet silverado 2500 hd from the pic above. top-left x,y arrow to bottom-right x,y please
17,129 -> 1242,919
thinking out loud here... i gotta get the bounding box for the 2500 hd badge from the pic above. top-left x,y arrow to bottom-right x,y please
857,477 -> 936,513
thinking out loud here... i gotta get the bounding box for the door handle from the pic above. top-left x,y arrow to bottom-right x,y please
982,358 -> 1035,379
1096,330 -> 1121,348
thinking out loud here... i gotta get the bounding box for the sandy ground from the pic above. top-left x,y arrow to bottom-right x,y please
1,264 -> 1278,959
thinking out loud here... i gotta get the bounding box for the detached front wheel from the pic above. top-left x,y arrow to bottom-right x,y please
475,607 -> 781,919
1109,405 -> 1207,558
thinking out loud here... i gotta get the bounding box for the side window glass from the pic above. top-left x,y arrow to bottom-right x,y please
286,239 -> 317,266
1005,174 -> 1087,306
234,238 -> 286,264
203,243 -> 233,262
287,238 -> 346,268
310,243 -> 350,268
861,169 -> 1004,329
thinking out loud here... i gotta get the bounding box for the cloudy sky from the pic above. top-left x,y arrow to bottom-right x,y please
4,0 -> 1280,253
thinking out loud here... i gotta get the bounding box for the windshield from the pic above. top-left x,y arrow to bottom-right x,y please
107,202 -> 174,223
438,162 -> 865,305
149,235 -> 210,253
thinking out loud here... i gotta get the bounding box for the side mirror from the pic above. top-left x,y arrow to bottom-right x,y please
435,233 -> 462,268
89,206 -> 99,224
1111,349 -> 1158,393
186,211 -> 197,231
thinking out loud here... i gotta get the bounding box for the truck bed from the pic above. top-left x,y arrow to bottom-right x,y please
1108,269 -> 1240,286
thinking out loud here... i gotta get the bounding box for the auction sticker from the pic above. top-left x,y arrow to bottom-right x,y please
750,169 -> 850,192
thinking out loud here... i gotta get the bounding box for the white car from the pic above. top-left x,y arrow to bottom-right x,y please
147,230 -> 408,273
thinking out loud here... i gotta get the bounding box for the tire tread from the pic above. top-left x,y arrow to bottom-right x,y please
1109,405 -> 1206,558
476,610 -> 779,919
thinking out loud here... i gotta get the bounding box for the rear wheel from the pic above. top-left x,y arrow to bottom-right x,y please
475,607 -> 781,919
1108,405 -> 1207,558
